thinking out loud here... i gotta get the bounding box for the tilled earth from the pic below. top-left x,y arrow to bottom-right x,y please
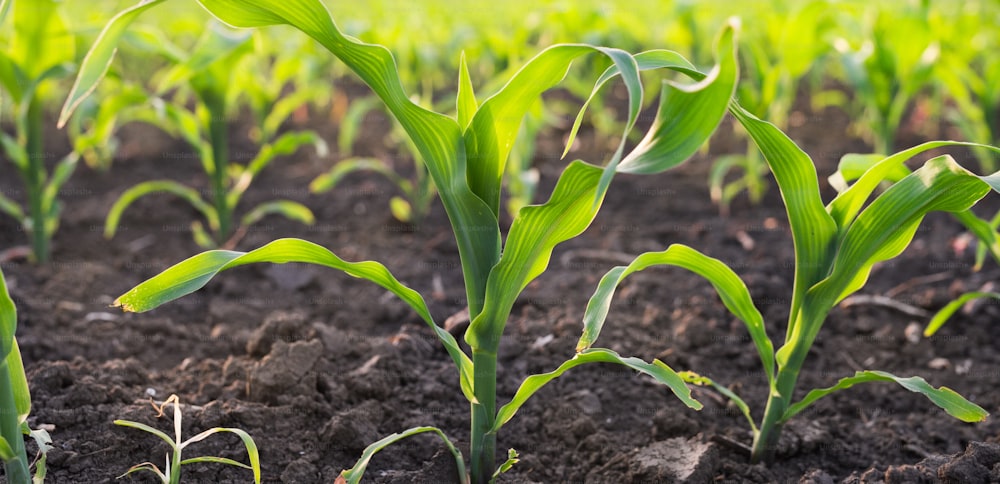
2,95 -> 1000,483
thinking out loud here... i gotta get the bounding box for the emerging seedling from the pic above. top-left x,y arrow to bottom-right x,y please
66,1 -> 739,482
578,102 -> 998,464
115,394 -> 261,484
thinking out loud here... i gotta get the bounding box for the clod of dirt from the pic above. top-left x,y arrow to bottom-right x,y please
247,310 -> 311,356
281,456 -> 320,483
776,419 -> 831,458
322,400 -> 382,453
629,437 -> 720,483
800,468 -> 835,483
937,441 -> 1000,484
653,407 -> 700,438
249,339 -> 323,401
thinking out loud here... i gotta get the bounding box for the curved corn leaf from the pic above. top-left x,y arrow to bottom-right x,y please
925,292 -> 1000,337
783,370 -> 988,424
41,153 -> 79,223
116,462 -> 166,481
617,23 -> 739,176
491,449 -> 518,480
240,200 -> 315,227
58,0 -> 167,128
336,96 -> 382,154
0,193 -> 23,221
0,437 -> 13,461
178,456 -> 251,469
195,0 -> 501,321
464,43 -> 641,217
827,141 -> 1000,229
811,156 -> 995,310
114,420 -> 174,447
577,244 -> 774,385
113,238 -> 474,402
260,86 -> 322,141
156,22 -> 253,95
467,160 -> 602,351
228,130 -> 327,206
182,427 -> 260,484
0,269 -> 30,426
338,426 -> 467,484
10,0 -> 74,81
491,348 -> 700,433
104,180 -> 219,239
680,371 -> 757,434
729,103 -> 838,351
6,339 -> 29,424
309,158 -> 407,194
0,266 -> 17,361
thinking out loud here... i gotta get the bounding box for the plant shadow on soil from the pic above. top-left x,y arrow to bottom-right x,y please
2,90 -> 1000,483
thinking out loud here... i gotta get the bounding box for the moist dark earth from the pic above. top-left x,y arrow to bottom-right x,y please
2,85 -> 1000,483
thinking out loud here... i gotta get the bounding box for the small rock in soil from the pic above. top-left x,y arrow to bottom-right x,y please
629,437 -> 719,483
249,339 -> 323,401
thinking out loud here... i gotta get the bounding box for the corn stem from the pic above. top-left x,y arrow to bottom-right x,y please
25,99 -> 48,264
470,349 -> 497,483
0,366 -> 29,484
206,104 -> 231,241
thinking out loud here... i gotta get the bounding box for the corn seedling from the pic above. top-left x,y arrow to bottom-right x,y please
115,394 -> 261,484
0,0 -> 80,263
578,101 -> 996,464
59,16 -> 326,249
0,266 -> 52,484
67,1 -> 739,481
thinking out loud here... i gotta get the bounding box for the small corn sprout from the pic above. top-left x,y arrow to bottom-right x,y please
578,102 -> 997,464
115,394 -> 261,484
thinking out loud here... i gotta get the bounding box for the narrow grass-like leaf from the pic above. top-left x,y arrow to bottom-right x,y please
783,370 -> 989,423
338,426 -> 467,484
0,267 -> 17,361
577,244 -> 774,384
925,292 -> 1000,336
309,158 -> 406,194
181,427 -> 260,484
58,0 -> 167,128
113,238 -> 474,402
41,153 -> 79,220
0,194 -> 23,226
105,180 -> 219,239
0,438 -> 13,461
155,23 -> 252,95
240,200 -> 315,227
114,420 -> 175,447
492,348 -> 700,433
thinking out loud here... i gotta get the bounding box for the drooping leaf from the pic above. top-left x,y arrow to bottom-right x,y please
113,238 -> 474,402
491,348 -> 700,432
784,370 -> 988,423
104,180 -> 219,239
338,426 -> 467,484
924,292 -> 1000,337
240,200 -> 315,227
577,244 -> 773,384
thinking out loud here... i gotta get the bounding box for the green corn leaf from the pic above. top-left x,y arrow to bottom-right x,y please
156,22 -> 253,95
181,427 -> 260,484
113,238 -> 474,402
389,197 -> 412,223
617,23 -> 739,176
228,131 -> 327,206
10,0 -> 74,81
105,180 -> 219,239
827,142 -> 1000,229
6,339 -> 29,424
190,221 -> 217,250
456,51 -> 477,130
0,437 -> 14,461
783,370 -> 988,424
491,449 -> 518,480
0,0 -> 10,25
114,420 -> 175,447
467,160 -> 603,351
0,131 -> 28,173
491,348 -> 700,433
0,266 -> 17,361
41,153 -> 80,222
240,200 -> 315,228
828,153 -> 908,193
680,371 -> 757,434
116,462 -> 166,481
577,244 -> 774,384
0,51 -> 27,105
177,456 -> 251,469
260,87 -> 323,141
730,103 -> 838,351
309,158 -> 407,194
58,0 -> 167,128
336,97 -> 381,154
465,43 -> 641,217
0,193 -> 24,221
339,426 -> 467,484
925,292 -> 1000,337
195,0 -> 501,321
811,156 -> 995,310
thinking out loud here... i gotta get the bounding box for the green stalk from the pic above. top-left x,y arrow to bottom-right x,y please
206,105 -> 231,242
0,366 -> 29,484
470,349 -> 497,484
25,98 -> 48,264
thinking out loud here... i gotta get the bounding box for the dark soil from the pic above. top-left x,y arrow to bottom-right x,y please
3,87 -> 1000,484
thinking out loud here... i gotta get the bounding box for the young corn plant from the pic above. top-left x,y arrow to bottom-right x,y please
0,267 -> 52,484
59,18 -> 326,249
578,103 -> 996,464
66,1 -> 739,481
0,0 -> 80,263
115,394 -> 261,484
